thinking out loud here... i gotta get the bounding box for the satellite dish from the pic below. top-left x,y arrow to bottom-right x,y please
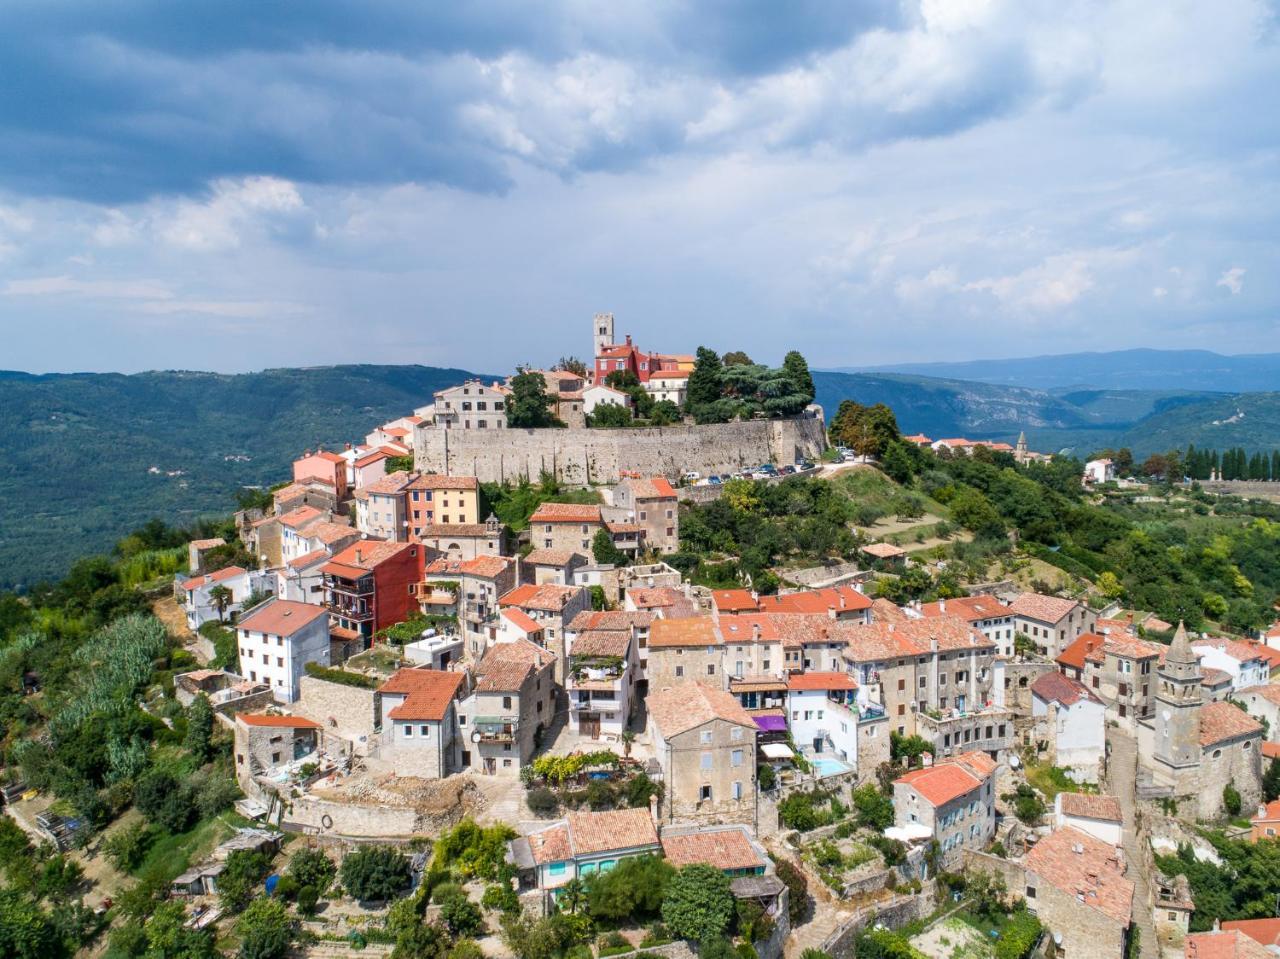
1162,710 -> 1171,722
1009,754 -> 1021,769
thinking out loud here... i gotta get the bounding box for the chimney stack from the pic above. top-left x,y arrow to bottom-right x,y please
828,605 -> 837,621
649,792 -> 659,825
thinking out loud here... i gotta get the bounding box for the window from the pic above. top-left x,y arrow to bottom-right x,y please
898,678 -> 906,691
919,676 -> 926,689
272,752 -> 281,763
700,784 -> 712,801
1025,886 -> 1036,900
731,727 -> 743,741
701,730 -> 713,743
675,665 -> 684,678
420,725 -> 430,737
549,862 -> 566,876
707,664 -> 715,675
732,781 -> 742,800
404,726 -> 413,737
701,753 -> 713,770
503,696 -> 512,710
731,749 -> 743,767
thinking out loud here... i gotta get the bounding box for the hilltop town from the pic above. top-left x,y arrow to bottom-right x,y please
5,317 -> 1280,959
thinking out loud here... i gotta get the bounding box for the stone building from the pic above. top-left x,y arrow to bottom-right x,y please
456,638 -> 556,775
610,476 -> 680,554
1030,671 -> 1106,784
374,668 -> 467,779
1009,593 -> 1096,658
892,752 -> 997,869
428,380 -> 510,430
497,582 -> 591,681
648,682 -> 758,829
1137,623 -> 1264,819
414,517 -> 508,561
1022,826 -> 1134,959
233,713 -> 323,798
1057,630 -> 1162,731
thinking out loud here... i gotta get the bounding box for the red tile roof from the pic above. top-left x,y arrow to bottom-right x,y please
474,639 -> 554,692
322,540 -> 415,575
278,505 -> 324,529
236,713 -> 322,729
862,542 -> 906,558
623,477 -> 677,499
648,682 -> 756,738
529,502 -> 603,523
787,671 -> 857,691
1058,792 -> 1122,823
758,585 -> 872,614
527,823 -> 571,865
895,761 -> 986,807
523,548 -> 583,567
499,583 -> 584,612
237,600 -> 329,636
406,473 -> 479,491
1262,741 -> 1280,760
649,617 -> 720,648
379,668 -> 466,721
182,565 -> 246,590
712,589 -> 759,613
1031,671 -> 1100,707
1010,592 -> 1082,624
918,595 -> 1009,622
566,808 -> 659,856
1250,799 -> 1280,824
287,549 -> 330,570
502,608 -> 543,636
1025,826 -> 1132,925
1200,700 -> 1263,746
661,829 -> 764,872
1186,930 -> 1274,959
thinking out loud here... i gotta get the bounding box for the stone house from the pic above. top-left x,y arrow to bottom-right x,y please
645,369 -> 689,406
375,668 -> 467,779
1022,826 -> 1134,959
273,478 -> 340,518
415,517 -> 507,561
429,380 -> 510,430
1058,631 -> 1162,730
1186,931 -> 1273,958
456,638 -> 556,775
892,752 -> 996,869
1030,671 -> 1106,783
1250,800 -> 1280,842
528,503 -> 645,558
610,476 -> 680,553
648,682 -> 758,828
1053,792 -> 1123,846
187,538 -> 226,574
497,582 -> 591,680
233,713 -> 322,798
521,548 -> 588,586
566,610 -> 655,686
646,617 -> 725,692
1009,593 -> 1096,658
236,599 -> 331,703
276,550 -> 329,603
510,807 -> 660,902
417,555 -> 517,659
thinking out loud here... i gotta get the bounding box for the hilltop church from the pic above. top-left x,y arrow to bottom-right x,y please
1136,623 -> 1263,819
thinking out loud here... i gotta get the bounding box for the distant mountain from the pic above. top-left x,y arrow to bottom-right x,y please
831,348 -> 1280,392
1112,391 -> 1280,457
0,365 -> 486,588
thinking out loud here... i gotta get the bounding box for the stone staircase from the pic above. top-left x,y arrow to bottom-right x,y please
1105,729 -> 1159,959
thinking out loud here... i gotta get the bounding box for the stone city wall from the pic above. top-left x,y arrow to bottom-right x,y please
413,416 -> 827,486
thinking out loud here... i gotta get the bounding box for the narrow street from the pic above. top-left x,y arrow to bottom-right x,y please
1105,729 -> 1158,959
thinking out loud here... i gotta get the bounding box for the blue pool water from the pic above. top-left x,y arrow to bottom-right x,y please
812,757 -> 852,777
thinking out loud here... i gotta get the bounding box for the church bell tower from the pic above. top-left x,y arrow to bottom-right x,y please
1154,622 -> 1203,769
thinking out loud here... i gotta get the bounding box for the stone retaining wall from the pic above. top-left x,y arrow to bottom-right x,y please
822,884 -> 939,958
294,676 -> 378,756
413,416 -> 827,486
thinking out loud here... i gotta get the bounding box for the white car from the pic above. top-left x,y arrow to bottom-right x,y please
682,471 -> 701,482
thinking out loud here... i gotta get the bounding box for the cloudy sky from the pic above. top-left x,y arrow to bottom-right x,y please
1,0 -> 1277,374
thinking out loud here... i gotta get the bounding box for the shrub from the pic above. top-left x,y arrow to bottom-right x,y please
661,864 -> 735,944
103,820 -> 153,873
341,846 -> 412,902
220,850 -> 274,912
1224,784 -> 1243,817
482,883 -> 520,915
756,765 -> 775,791
994,907 -> 1042,959
432,882 -> 466,905
297,885 -> 319,916
527,786 -> 559,817
288,847 -> 336,893
303,661 -> 378,689
440,893 -> 484,937
772,857 -> 809,924
449,940 -> 485,959
585,854 -> 675,924
133,769 -> 197,832
238,896 -> 293,959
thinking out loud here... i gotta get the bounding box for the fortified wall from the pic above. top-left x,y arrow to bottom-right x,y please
413,414 -> 827,485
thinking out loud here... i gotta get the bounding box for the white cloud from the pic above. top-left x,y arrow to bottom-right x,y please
158,176 -> 306,252
964,254 -> 1096,309
1217,266 -> 1245,295
3,275 -> 173,299
137,299 -> 307,318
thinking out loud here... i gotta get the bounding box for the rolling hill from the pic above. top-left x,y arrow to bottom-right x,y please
4,363 -> 1280,589
832,348 -> 1280,392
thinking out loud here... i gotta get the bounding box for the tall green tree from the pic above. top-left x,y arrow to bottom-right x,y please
185,694 -> 214,764
661,863 -> 735,943
687,347 -> 725,422
507,369 -> 564,429
782,350 -> 815,405
237,897 -> 293,959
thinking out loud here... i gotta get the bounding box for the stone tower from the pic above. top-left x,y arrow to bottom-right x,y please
592,312 -> 615,358
1154,622 -> 1203,770
1015,431 -> 1028,462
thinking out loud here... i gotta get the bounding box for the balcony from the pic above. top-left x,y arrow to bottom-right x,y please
412,583 -> 458,607
326,574 -> 374,597
473,717 -> 517,742
326,597 -> 373,622
464,602 -> 496,625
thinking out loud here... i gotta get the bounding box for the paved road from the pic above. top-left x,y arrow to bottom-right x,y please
1106,729 -> 1158,959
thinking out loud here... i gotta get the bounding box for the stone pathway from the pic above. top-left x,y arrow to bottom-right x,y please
1106,729 -> 1158,959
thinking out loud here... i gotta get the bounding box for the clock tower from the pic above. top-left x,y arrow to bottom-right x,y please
1153,621 -> 1203,770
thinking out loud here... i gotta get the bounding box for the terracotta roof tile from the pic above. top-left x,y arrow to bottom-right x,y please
648,682 -> 757,738
649,617 -> 720,648
568,610 -> 654,631
524,548 -> 584,567
1010,593 -> 1083,624
237,600 -> 328,636
895,762 -> 985,807
862,542 -> 906,558
661,829 -> 764,872
570,631 -> 631,658
1031,671 -> 1101,707
787,671 -> 857,691
379,669 -> 466,721
323,540 -> 415,573
527,823 -> 571,865
1199,700 -> 1262,747
474,639 -> 553,692
499,583 -> 584,612
757,585 -> 872,614
501,608 -> 543,636
621,477 -> 677,499
278,505 -> 324,529
712,589 -> 759,613
236,713 -> 321,729
182,565 -> 246,590
919,595 -> 1010,622
529,503 -> 603,524
1186,930 -> 1274,959
1024,826 -> 1132,926
566,808 -> 659,856
1059,793 -> 1122,823
417,523 -> 497,538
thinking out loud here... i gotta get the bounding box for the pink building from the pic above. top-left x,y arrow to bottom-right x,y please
292,449 -> 348,501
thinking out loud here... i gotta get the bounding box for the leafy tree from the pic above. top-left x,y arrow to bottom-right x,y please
185,693 -> 214,764
557,357 -> 589,378
1223,783 -> 1242,817
287,847 -> 336,893
851,783 -> 894,830
134,770 -> 197,833
142,900 -> 218,959
782,350 -> 815,406
237,896 -> 293,959
1264,759 -> 1280,803
341,846 -> 412,901
649,400 -> 681,426
592,529 -> 627,567
1003,784 -> 1046,825
771,856 -> 809,924
661,863 -> 735,944
439,891 -> 484,937
830,401 -> 900,458
386,454 -> 415,472
688,347 -> 726,423
507,368 -> 564,429
587,402 -> 633,428
722,351 -> 753,366
585,855 -> 674,923
949,486 -> 1005,539
219,850 -> 273,912
393,920 -> 452,959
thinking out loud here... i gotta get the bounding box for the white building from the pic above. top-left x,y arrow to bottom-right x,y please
275,551 -> 329,604
235,599 -> 331,703
1083,459 -> 1117,484
1053,792 -> 1123,846
429,380 -> 510,430
1239,684 -> 1280,743
645,370 -> 689,407
786,672 -> 860,765
1192,638 -> 1271,692
178,565 -> 258,629
1031,671 -> 1106,783
375,668 -> 467,779
566,628 -> 638,742
582,384 -> 631,416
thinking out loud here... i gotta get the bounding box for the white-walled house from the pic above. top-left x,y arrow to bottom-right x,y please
566,628 -> 638,742
1030,672 -> 1106,783
1053,792 -> 1123,846
1239,684 -> 1280,743
236,599 -> 331,703
1192,638 -> 1270,692
786,672 -> 859,765
510,807 -> 660,900
1084,459 -> 1116,484
178,566 -> 260,629
582,384 -> 631,415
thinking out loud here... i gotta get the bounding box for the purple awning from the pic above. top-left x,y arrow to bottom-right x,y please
753,715 -> 788,732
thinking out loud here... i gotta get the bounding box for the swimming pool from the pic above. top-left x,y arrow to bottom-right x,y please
812,756 -> 852,778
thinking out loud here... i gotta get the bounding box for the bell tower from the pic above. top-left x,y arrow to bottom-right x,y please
1154,622 -> 1203,770
593,312 -> 615,358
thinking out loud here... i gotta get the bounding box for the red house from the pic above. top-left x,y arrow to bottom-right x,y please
321,540 -> 423,641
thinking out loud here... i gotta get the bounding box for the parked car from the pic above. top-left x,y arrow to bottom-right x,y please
683,471 -> 701,482
708,475 -> 723,485
781,465 -> 796,475
799,460 -> 815,470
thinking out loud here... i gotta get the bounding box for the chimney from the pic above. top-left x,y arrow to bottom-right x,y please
626,334 -> 633,346
649,792 -> 659,825
753,622 -> 762,641
828,605 -> 837,621
355,548 -> 363,564
939,600 -> 946,614
839,593 -> 846,610
345,442 -> 352,451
